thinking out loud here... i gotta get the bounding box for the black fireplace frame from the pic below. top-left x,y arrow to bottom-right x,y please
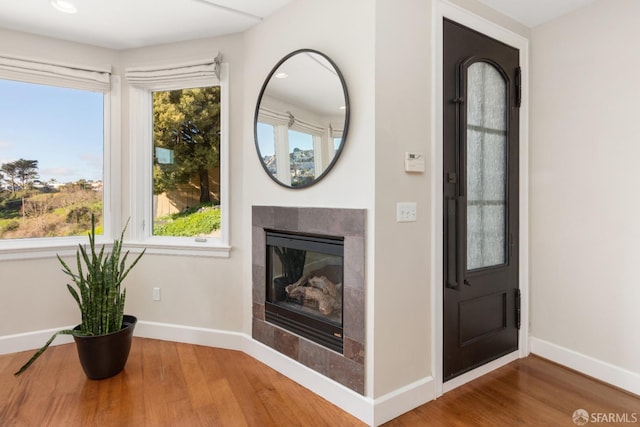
265,230 -> 344,353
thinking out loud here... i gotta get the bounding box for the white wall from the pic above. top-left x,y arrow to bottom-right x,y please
369,0 -> 529,399
0,30 -> 120,335
373,0 -> 432,397
119,34 -> 247,331
530,0 -> 640,378
12,0 -> 640,419
0,0 -> 531,406
0,31 -> 248,336
241,0 -> 377,395
242,0 -> 528,401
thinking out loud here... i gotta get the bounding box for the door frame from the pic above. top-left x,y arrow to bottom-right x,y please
431,0 -> 530,397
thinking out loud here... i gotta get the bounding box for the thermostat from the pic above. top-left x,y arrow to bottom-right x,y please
405,152 -> 425,172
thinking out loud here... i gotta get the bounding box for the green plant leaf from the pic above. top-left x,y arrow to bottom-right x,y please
13,329 -> 85,376
15,214 -> 145,375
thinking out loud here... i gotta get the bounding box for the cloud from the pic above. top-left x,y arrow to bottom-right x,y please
40,167 -> 76,177
0,140 -> 14,150
80,153 -> 103,171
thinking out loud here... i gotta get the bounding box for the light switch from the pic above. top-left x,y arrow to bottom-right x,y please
397,202 -> 417,222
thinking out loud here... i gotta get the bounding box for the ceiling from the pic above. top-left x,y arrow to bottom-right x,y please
475,0 -> 597,28
0,0 -> 598,50
0,0 -> 293,50
262,51 -> 346,119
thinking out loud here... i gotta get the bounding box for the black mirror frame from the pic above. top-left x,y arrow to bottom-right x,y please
254,49 -> 350,189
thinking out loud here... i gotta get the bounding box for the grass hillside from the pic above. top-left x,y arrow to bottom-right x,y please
0,188 -> 102,239
154,205 -> 221,237
0,188 -> 221,239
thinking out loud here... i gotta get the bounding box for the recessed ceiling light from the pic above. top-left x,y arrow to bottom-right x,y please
51,0 -> 78,14
275,72 -> 288,79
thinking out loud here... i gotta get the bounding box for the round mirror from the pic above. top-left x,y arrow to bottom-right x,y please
254,49 -> 350,188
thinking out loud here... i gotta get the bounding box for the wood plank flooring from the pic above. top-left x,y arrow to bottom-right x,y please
1,338 -> 638,426
386,356 -> 640,426
0,338 -> 361,426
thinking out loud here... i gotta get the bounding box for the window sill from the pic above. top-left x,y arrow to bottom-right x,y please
0,240 -> 231,262
0,240 -> 98,261
125,242 -> 231,258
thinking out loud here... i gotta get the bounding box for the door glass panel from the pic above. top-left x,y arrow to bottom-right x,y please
466,62 -> 507,270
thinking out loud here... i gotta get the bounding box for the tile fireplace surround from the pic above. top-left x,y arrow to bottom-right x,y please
252,206 -> 366,394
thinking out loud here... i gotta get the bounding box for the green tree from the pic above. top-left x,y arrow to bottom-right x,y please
1,162 -> 18,196
11,159 -> 39,189
152,87 -> 220,204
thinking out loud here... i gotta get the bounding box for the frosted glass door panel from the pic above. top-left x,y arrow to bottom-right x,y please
466,62 -> 507,270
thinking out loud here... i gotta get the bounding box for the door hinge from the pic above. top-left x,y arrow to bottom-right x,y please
515,66 -> 522,108
515,288 -> 522,330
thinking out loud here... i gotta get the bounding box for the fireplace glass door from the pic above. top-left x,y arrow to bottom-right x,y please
265,230 -> 344,352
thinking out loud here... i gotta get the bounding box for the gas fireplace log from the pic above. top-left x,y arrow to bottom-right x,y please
285,276 -> 308,295
308,276 -> 339,297
285,275 -> 342,315
288,286 -> 341,316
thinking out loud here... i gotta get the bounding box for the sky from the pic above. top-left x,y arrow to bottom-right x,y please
0,78 -> 104,183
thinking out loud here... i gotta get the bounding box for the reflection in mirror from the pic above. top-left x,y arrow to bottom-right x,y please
254,49 -> 349,188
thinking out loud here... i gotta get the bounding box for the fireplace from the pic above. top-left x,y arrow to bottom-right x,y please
252,206 -> 365,394
265,230 -> 344,352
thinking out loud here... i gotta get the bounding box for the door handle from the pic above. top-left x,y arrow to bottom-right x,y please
446,198 -> 458,290
456,196 -> 466,289
446,196 -> 466,290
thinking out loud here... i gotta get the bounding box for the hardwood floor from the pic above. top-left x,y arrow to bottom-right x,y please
386,356 -> 640,427
1,338 -> 638,426
1,338 -> 361,426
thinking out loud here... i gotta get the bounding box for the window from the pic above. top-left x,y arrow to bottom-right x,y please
288,129 -> 315,186
151,87 -> 221,238
126,57 -> 229,256
0,55 -> 115,253
257,110 -> 334,188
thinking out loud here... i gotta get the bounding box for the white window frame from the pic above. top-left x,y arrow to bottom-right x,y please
127,63 -> 229,257
257,109 -> 329,186
0,56 -> 118,260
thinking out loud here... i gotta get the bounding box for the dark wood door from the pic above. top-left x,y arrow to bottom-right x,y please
443,19 -> 520,381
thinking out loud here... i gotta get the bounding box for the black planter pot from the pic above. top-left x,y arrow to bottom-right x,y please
73,315 -> 137,380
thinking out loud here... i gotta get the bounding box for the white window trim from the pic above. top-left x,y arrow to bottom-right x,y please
0,70 -> 119,261
127,63 -> 230,257
258,110 -> 333,186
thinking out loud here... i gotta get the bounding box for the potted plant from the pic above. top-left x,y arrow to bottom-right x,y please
14,216 -> 145,379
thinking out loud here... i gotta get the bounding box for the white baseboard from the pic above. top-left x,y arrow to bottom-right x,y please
0,321 -> 436,426
372,376 -> 435,426
0,321 -> 242,356
242,338 -> 435,426
530,336 -> 640,396
0,325 -> 75,355
134,320 -> 245,350
242,338 -> 376,425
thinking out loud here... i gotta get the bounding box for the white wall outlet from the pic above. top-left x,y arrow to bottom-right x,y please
152,287 -> 161,301
397,202 -> 417,222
